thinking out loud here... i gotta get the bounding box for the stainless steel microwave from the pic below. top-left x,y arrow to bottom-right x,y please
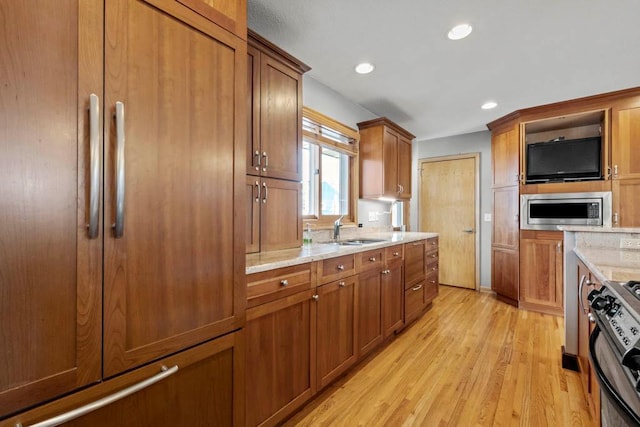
520,191 -> 612,230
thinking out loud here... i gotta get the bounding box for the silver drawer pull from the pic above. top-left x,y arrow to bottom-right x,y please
262,151 -> 268,171
412,284 -> 423,291
339,281 -> 346,287
254,150 -> 260,170
17,365 -> 178,427
369,257 -> 376,262
430,254 -> 437,258
393,252 -> 399,256
337,264 -> 344,271
312,294 -> 319,301
432,267 -> 437,271
430,280 -> 436,284
280,279 -> 288,287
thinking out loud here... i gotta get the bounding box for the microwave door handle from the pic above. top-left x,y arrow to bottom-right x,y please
589,327 -> 640,426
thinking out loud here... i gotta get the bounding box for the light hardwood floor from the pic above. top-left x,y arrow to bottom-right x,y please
284,285 -> 595,427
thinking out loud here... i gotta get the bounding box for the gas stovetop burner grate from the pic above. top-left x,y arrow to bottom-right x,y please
623,281 -> 640,301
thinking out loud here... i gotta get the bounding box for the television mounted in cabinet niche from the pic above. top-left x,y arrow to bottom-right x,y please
523,110 -> 607,185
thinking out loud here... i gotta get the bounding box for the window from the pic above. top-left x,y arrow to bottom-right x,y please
302,107 -> 359,227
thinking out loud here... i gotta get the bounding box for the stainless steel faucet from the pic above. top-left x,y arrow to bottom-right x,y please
333,215 -> 344,241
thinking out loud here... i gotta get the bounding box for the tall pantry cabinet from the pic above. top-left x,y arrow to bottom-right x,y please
1,0 -> 246,424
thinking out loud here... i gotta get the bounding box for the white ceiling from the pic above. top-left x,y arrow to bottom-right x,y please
247,0 -> 640,141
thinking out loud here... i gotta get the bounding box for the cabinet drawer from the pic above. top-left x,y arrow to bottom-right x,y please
385,244 -> 404,263
426,249 -> 438,263
318,254 -> 356,284
405,281 -> 425,324
356,248 -> 384,273
247,263 -> 313,307
426,236 -> 438,249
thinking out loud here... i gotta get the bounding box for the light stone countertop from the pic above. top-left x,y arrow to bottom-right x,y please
559,226 -> 640,233
573,247 -> 640,283
246,231 -> 438,274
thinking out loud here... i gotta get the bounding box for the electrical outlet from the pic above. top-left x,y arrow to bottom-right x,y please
368,211 -> 377,222
620,238 -> 640,250
484,213 -> 492,222
621,251 -> 640,262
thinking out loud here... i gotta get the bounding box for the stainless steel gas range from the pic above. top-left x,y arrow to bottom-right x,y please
588,280 -> 640,426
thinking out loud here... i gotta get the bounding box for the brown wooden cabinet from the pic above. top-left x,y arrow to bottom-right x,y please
404,240 -> 428,325
491,247 -> 519,303
519,231 -> 563,316
424,237 -> 439,303
612,100 -> 640,227
357,118 -> 415,200
245,290 -> 315,427
492,124 -> 520,188
381,246 -> 404,338
357,269 -> 383,358
1,0 -> 246,419
316,276 -> 357,389
576,260 -> 601,424
175,0 -> 247,39
247,177 -> 302,253
8,331 -> 244,427
247,31 -> 309,182
612,179 -> 640,227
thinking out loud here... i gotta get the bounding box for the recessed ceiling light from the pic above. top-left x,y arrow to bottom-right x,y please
481,101 -> 498,110
448,24 -> 473,40
355,63 -> 375,74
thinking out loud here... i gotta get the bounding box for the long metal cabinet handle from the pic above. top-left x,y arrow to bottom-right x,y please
113,101 -> 125,238
262,182 -> 268,203
87,94 -> 100,239
16,365 -> 178,427
254,181 -> 260,203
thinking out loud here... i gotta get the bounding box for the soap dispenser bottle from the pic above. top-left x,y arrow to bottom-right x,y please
303,223 -> 312,246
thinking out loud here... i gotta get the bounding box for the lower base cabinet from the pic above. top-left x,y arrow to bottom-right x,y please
245,290 -> 316,427
381,258 -> 404,338
316,277 -> 357,389
404,281 -> 426,325
357,269 -> 383,357
9,332 -> 244,427
519,231 -> 563,316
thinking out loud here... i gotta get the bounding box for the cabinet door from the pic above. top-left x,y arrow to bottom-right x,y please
246,176 -> 261,254
612,105 -> 640,179
357,269 -> 383,357
405,281 -> 426,325
0,2 -> 103,415
577,261 -> 592,398
316,277 -> 357,389
492,187 -> 520,249
613,178 -> 640,227
397,136 -> 412,199
382,261 -> 404,338
260,55 -> 303,181
175,0 -> 247,39
492,247 -> 519,303
246,290 -> 315,427
404,240 -> 426,288
11,332 -> 243,427
103,0 -> 246,377
519,237 -> 563,314
383,128 -> 400,197
246,45 -> 261,176
260,177 -> 302,252
492,126 -> 520,187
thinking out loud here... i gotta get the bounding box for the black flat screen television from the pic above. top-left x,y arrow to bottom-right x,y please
525,136 -> 602,183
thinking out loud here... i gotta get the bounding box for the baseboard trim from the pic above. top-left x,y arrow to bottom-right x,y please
561,346 -> 580,372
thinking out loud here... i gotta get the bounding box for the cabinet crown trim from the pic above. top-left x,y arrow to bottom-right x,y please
357,117 -> 415,140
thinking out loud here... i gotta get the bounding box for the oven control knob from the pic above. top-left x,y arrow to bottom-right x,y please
607,303 -> 620,317
587,288 -> 603,304
622,348 -> 640,373
591,295 -> 614,312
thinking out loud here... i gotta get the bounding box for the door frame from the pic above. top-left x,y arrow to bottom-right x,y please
418,153 -> 480,291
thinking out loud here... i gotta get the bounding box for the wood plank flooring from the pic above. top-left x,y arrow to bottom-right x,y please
284,286 -> 595,427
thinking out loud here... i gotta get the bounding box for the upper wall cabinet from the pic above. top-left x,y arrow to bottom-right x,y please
247,30 -> 310,182
492,124 -> 520,188
175,0 -> 247,39
358,117 -> 415,200
612,100 -> 640,180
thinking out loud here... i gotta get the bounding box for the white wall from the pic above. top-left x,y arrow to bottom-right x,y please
303,76 -> 393,228
411,131 -> 492,288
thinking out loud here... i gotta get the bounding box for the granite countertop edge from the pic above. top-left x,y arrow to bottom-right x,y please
573,247 -> 640,283
246,231 -> 438,275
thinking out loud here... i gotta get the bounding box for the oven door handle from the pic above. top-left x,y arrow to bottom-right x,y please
589,326 -> 640,425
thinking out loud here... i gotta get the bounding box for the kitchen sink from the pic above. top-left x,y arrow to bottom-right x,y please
324,238 -> 388,246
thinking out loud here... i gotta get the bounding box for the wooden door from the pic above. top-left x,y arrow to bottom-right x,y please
519,235 -> 563,315
612,105 -> 640,179
613,178 -> 640,227
260,54 -> 303,181
383,128 -> 400,197
420,156 -> 477,289
246,45 -> 261,176
316,277 -> 357,389
12,332 -> 243,427
102,0 -> 246,377
246,177 -> 261,253
397,136 -> 412,199
0,1 -> 103,416
404,240 -> 426,288
245,290 -> 316,427
492,126 -> 520,187
357,269 -> 383,357
492,247 -> 519,303
381,260 -> 404,338
260,177 -> 302,252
